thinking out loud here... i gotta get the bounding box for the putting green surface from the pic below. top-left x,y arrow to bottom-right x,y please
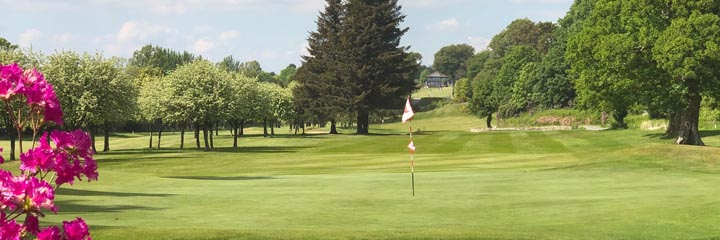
2,105 -> 720,239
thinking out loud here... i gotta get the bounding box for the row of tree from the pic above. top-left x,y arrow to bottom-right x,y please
430,0 -> 719,146
0,40 -> 300,157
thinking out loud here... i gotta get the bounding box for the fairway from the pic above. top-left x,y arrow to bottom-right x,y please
3,122 -> 720,239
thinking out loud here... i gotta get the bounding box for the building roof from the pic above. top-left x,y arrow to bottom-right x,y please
427,71 -> 448,78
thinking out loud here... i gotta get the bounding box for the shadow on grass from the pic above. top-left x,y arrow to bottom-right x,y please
644,132 -> 674,140
55,199 -> 166,213
239,133 -> 330,139
644,130 -> 720,140
212,146 -> 309,153
98,149 -> 185,156
98,156 -> 194,164
56,188 -> 176,197
163,176 -> 275,181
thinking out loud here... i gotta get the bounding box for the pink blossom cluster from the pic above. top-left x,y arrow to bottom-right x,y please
0,63 -> 63,126
20,130 -> 98,185
1,215 -> 91,240
0,63 -> 94,240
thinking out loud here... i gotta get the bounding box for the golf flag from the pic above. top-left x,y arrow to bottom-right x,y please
402,98 -> 414,123
408,140 -> 416,153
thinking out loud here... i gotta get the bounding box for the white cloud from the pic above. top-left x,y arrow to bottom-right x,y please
194,39 -> 216,53
150,3 -> 188,14
219,30 -> 240,41
467,36 -> 491,51
18,28 -> 42,47
511,0 -> 572,4
426,18 -> 460,32
401,0 -> 468,8
52,33 -> 74,44
116,21 -> 175,43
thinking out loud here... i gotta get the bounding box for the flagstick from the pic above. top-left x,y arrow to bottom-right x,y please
410,126 -> 415,196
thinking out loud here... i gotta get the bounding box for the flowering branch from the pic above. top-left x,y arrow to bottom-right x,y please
0,63 -> 94,240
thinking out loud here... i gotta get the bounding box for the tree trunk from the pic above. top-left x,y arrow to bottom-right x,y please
195,122 -> 201,149
675,85 -> 704,145
612,109 -> 628,129
9,131 -> 15,161
270,120 -> 275,137
486,114 -> 493,128
240,120 -> 245,137
103,121 -> 110,152
233,126 -> 239,149
216,120 -> 220,136
329,119 -> 338,134
180,125 -> 185,149
263,120 -> 268,137
203,123 -> 210,151
210,123 -> 215,150
356,110 -> 369,134
157,124 -> 162,149
665,111 -> 681,137
149,124 -> 154,149
90,126 -> 97,153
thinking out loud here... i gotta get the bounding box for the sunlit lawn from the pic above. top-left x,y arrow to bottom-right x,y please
2,105 -> 720,239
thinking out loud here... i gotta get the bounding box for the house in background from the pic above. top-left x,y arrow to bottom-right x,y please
425,71 -> 449,88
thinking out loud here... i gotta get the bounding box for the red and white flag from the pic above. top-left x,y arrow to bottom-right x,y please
402,98 -> 414,123
407,140 -> 416,153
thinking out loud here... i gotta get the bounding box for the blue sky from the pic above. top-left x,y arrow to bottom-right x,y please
0,0 -> 573,73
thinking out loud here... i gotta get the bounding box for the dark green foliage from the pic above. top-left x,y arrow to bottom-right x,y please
276,64 -> 297,87
488,19 -> 555,57
0,37 -> 18,50
129,44 -> 195,76
343,0 -> 417,134
466,50 -> 491,81
493,45 -> 540,117
295,0 -> 417,134
293,0 -> 348,134
433,44 -> 475,80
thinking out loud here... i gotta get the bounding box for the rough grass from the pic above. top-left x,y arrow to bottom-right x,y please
2,104 -> 720,239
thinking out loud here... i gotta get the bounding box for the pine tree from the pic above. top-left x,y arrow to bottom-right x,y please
293,0 -> 348,134
343,0 -> 417,134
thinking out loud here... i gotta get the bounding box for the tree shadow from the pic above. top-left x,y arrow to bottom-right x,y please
98,155 -> 194,164
643,133 -> 674,140
55,199 -> 166,213
55,188 -> 176,197
163,176 -> 275,181
644,130 -> 720,140
99,149 -> 185,156
700,130 -> 720,138
212,146 -> 309,153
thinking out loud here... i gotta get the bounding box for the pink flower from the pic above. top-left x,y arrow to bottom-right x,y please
82,157 -> 98,182
51,130 -> 92,159
22,68 -> 45,85
24,214 -> 40,234
0,220 -> 22,240
62,217 -> 91,240
53,153 -> 80,186
20,146 -> 56,174
0,63 -> 23,100
42,87 -> 64,125
26,177 -> 57,213
1,173 -> 27,209
37,226 -> 62,240
0,146 -> 4,164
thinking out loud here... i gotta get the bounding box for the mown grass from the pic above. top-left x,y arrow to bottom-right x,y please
412,86 -> 452,99
1,104 -> 720,239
